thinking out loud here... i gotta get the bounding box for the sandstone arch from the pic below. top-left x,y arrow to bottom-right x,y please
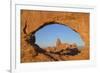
21,10 -> 90,62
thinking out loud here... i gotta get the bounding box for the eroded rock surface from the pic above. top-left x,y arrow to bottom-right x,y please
21,10 -> 90,63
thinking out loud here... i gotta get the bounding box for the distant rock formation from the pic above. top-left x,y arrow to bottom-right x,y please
56,38 -> 70,52
45,38 -> 80,56
56,38 -> 61,46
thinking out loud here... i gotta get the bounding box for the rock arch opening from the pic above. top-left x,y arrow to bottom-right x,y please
25,22 -> 85,57
34,23 -> 85,49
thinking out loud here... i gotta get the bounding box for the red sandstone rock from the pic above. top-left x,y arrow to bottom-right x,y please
21,10 -> 89,63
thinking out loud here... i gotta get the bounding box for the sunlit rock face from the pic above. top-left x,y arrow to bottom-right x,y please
21,10 -> 90,63
56,38 -> 68,50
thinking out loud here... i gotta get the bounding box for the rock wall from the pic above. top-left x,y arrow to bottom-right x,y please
21,10 -> 90,62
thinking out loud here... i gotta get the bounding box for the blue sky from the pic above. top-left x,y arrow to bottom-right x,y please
35,24 -> 84,48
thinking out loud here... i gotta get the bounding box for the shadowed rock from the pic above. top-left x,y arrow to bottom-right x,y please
48,47 -> 80,56
64,48 -> 80,56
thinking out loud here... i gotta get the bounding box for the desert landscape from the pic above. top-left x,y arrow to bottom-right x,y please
21,10 -> 90,63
